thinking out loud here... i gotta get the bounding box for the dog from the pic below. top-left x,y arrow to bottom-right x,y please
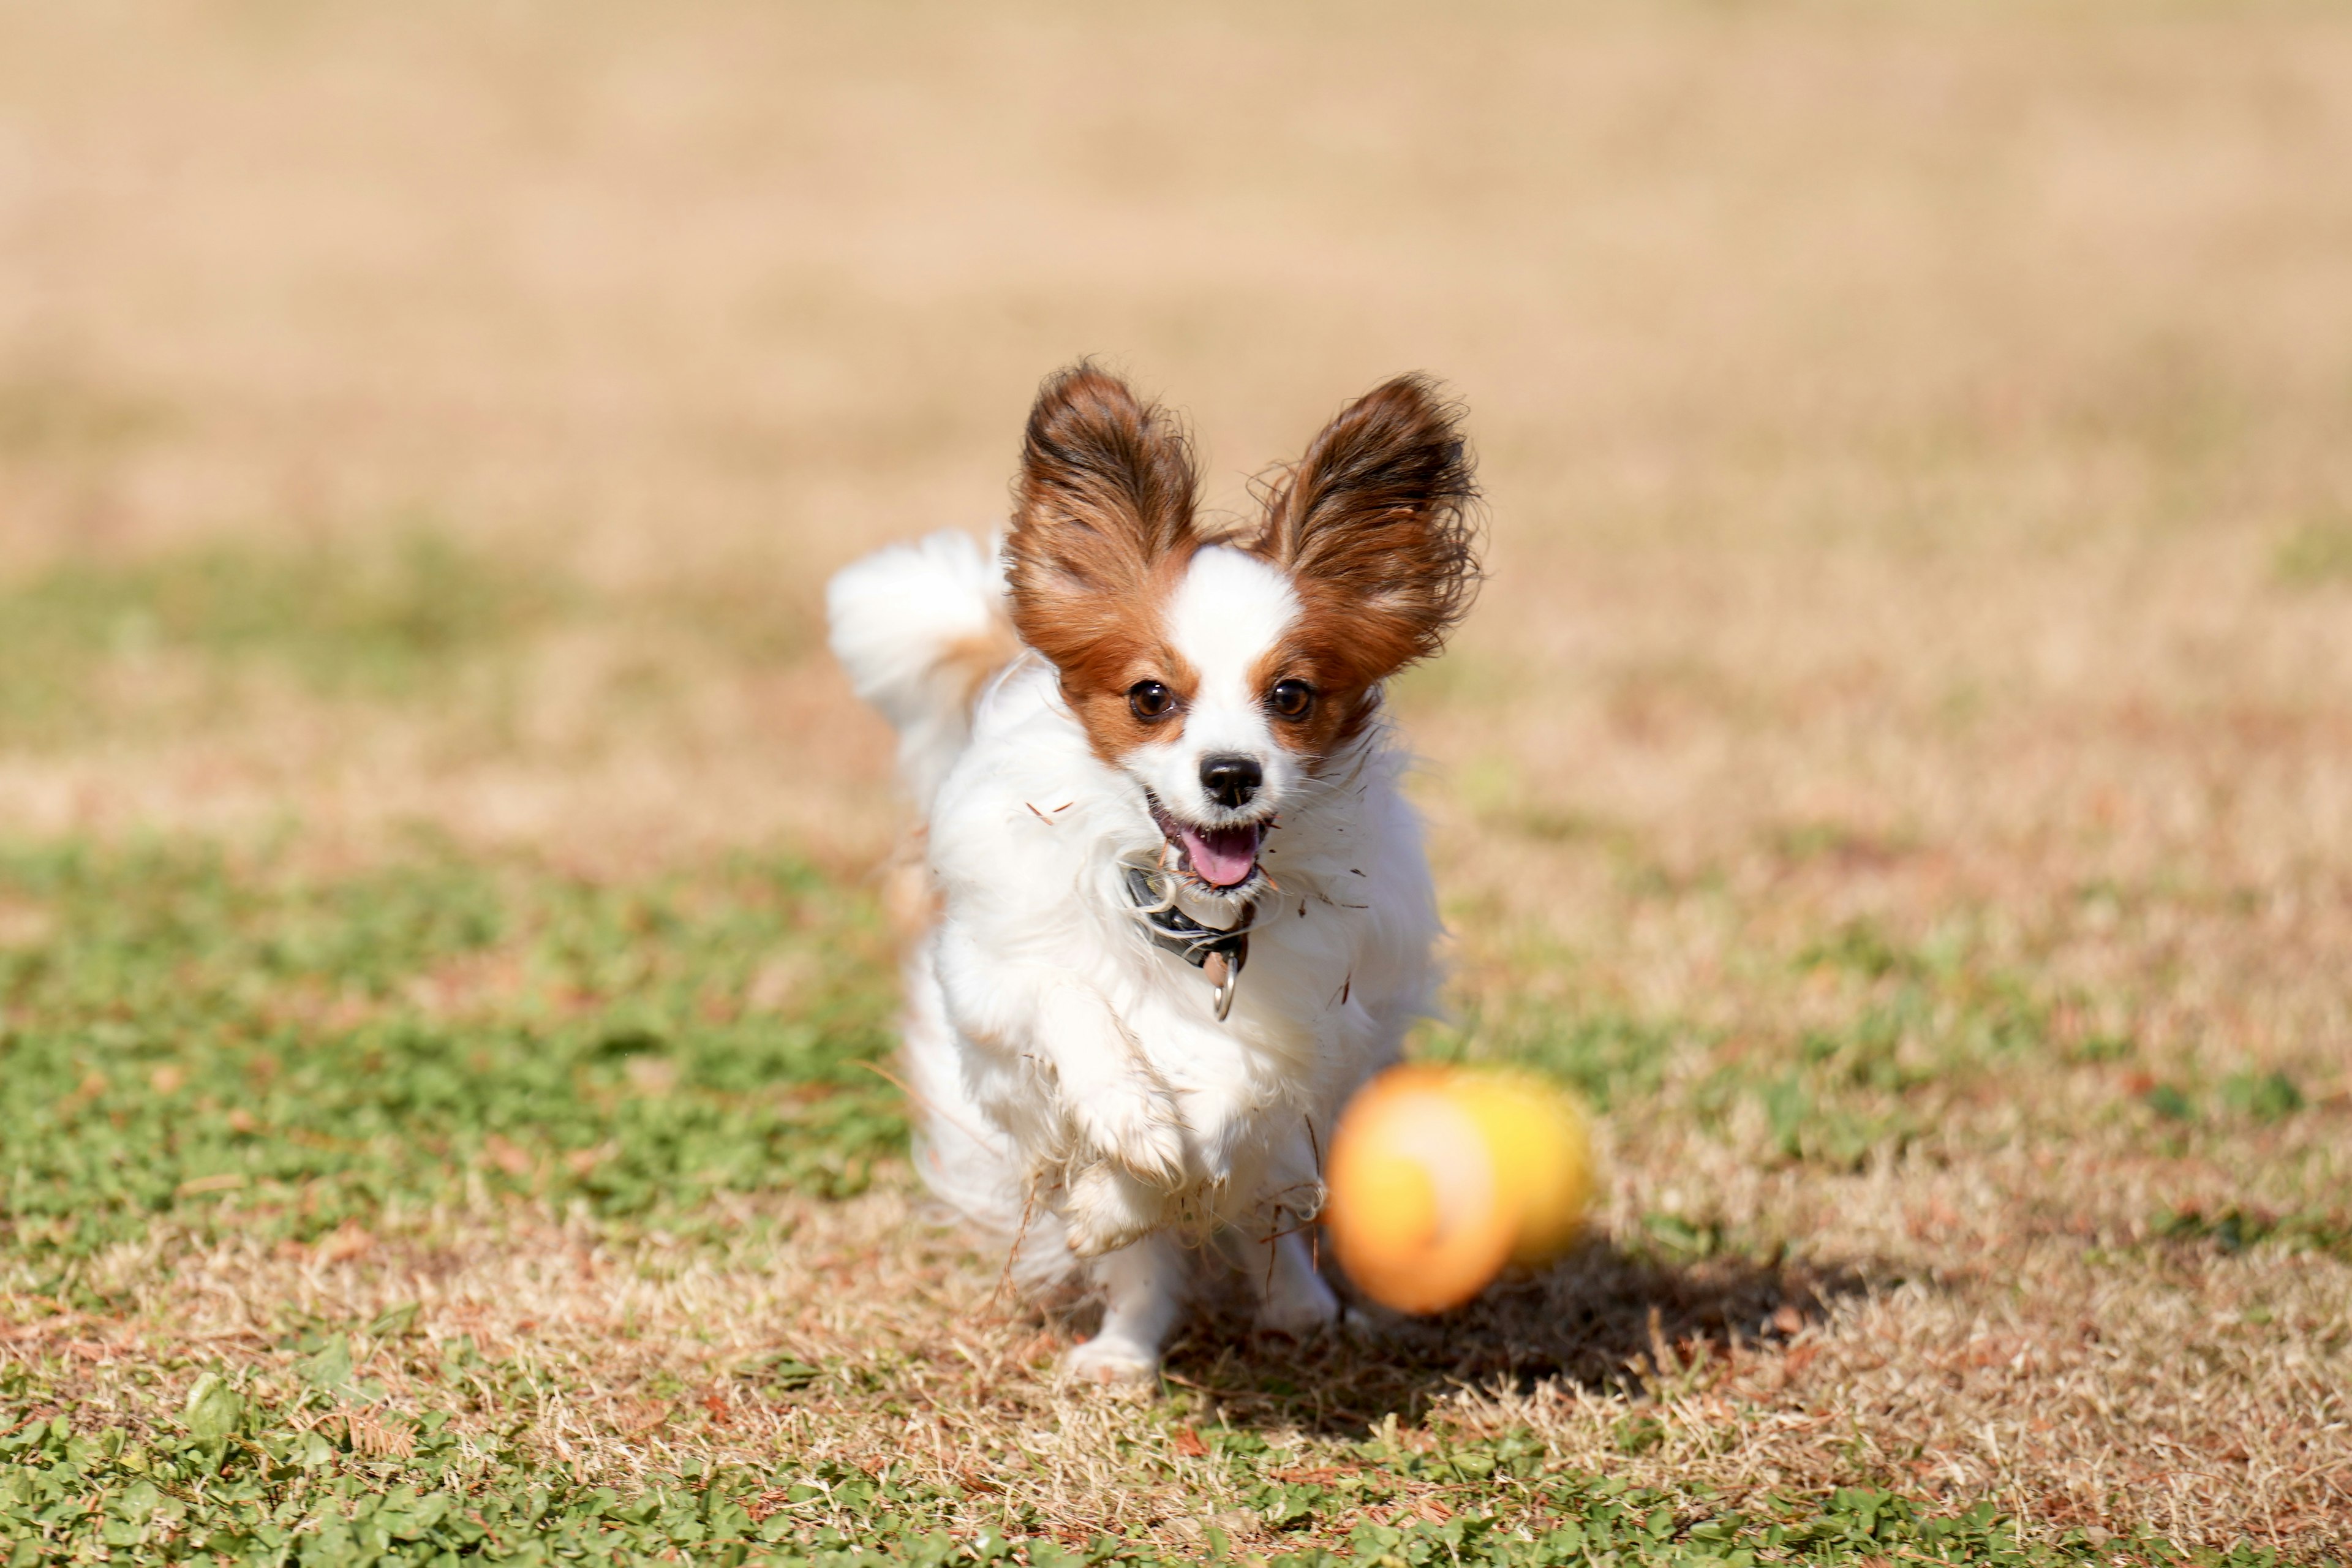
826,364 -> 1479,1382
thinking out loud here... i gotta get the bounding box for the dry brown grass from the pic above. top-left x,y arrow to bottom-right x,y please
17,1156 -> 2348,1553
4,0 -> 2351,1556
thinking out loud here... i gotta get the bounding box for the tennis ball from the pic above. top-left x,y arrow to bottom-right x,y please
1324,1065 -> 1594,1315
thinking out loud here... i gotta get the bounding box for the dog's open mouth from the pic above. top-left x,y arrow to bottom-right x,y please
1148,796 -> 1265,890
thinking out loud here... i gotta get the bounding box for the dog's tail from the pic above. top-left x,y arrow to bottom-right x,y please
826,530 -> 1017,815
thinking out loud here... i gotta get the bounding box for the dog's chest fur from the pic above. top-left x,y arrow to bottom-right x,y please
925,659 -> 1434,1220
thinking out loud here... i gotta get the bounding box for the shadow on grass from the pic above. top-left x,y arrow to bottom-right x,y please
1150,1235 -> 1876,1434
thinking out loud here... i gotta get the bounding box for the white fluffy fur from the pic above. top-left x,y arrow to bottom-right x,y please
829,532 -> 1444,1382
824,529 -> 1005,816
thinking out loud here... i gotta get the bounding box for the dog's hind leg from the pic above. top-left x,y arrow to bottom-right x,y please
1061,1234 -> 1185,1385
1252,1230 -> 1340,1338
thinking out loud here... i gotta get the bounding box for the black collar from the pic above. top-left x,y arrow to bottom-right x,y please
1122,865 -> 1254,1020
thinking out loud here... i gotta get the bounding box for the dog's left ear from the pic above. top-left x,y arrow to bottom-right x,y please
1249,375 -> 1480,682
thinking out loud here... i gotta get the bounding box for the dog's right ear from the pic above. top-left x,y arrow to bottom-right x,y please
1004,364 -> 1201,674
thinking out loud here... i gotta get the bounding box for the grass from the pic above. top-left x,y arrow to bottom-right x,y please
2271,517 -> 2352,588
5,1384 -> 2273,1568
0,532 -> 567,744
1,843 -> 902,1287
0,529 -> 829,750
3,842 -> 2345,1564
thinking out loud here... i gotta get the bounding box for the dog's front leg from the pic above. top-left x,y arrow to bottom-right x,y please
1062,1232 -> 1185,1385
1248,1121 -> 1340,1336
937,945 -> 1188,1254
1252,1229 -> 1340,1338
1035,984 -> 1188,1191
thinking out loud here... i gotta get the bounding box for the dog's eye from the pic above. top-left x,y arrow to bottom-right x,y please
1268,679 -> 1316,720
1128,680 -> 1178,721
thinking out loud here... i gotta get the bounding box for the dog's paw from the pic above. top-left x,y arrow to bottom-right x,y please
1060,1333 -> 1160,1387
1060,1163 -> 1168,1259
1068,1078 -> 1188,1189
1254,1266 -> 1341,1340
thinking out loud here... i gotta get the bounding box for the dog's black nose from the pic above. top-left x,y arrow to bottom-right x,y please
1200,754 -> 1262,809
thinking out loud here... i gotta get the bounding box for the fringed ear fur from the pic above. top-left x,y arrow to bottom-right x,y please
1248,374 -> 1480,688
1002,363 -> 1203,681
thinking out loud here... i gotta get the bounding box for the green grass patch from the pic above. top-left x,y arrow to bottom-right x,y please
1419,1005 -> 1678,1114
2273,514 -> 2352,587
2136,1071 -> 2307,1128
0,1375 -> 2283,1567
2150,1204 -> 2352,1263
0,530 -> 568,739
1688,921 -> 2054,1170
0,841 -> 903,1293
1442,919 -> 2066,1171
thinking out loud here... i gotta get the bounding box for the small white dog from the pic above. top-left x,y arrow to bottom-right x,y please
826,364 -> 1479,1382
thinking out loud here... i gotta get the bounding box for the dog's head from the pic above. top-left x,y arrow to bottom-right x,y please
1003,363 -> 1479,894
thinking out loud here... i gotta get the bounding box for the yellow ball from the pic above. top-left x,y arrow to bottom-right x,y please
1324,1065 -> 1594,1314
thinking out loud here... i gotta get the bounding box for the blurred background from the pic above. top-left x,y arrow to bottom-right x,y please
6,2 -> 2351,1545
6,0 -> 2348,892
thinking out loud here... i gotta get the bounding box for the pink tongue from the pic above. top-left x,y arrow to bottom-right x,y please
1181,823 -> 1262,888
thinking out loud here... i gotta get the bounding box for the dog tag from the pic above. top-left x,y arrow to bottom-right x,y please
1204,948 -> 1241,1022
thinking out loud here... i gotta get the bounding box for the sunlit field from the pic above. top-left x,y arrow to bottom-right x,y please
2,3 -> 2349,1562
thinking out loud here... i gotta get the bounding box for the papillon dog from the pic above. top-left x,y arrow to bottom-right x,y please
826,364 -> 1479,1382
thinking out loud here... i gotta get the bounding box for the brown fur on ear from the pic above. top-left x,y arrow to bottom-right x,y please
1003,363 -> 1204,751
1251,375 -> 1481,698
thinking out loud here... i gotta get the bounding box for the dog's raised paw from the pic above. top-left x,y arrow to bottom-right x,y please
1068,1078 -> 1188,1189
1061,1163 -> 1168,1257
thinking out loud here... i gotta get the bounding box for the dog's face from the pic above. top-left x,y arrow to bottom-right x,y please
1003,366 -> 1479,891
